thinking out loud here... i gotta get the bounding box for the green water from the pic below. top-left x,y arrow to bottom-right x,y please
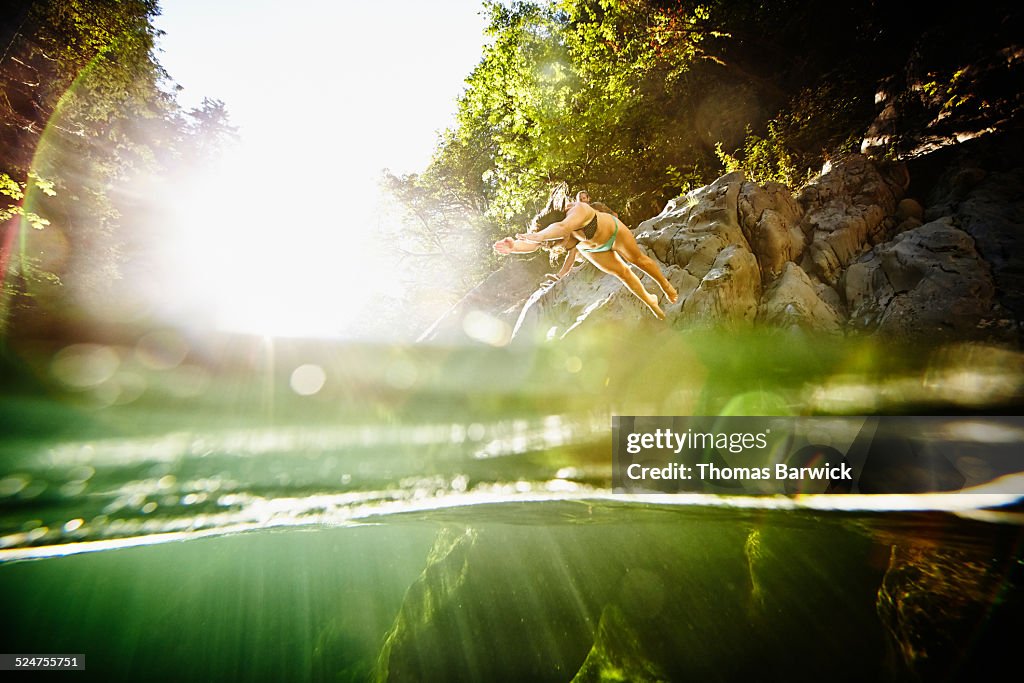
3,502 -> 1022,682
2,328 -> 1023,681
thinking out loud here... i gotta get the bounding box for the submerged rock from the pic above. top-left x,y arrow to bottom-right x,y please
374,523 -> 617,682
375,529 -> 478,683
876,534 -> 1024,681
570,605 -> 670,683
375,511 -> 896,682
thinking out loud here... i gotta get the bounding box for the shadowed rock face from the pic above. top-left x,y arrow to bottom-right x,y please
460,153 -> 1020,345
844,218 -> 1006,340
931,167 -> 1024,323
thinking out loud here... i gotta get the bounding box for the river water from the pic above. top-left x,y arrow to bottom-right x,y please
1,327 -> 1022,681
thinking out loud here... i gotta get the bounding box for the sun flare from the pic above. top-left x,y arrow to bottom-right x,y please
154,144 -> 392,338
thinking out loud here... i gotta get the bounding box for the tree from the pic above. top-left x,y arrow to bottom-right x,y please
401,0 -> 982,262
0,0 -> 235,336
419,0 -> 752,232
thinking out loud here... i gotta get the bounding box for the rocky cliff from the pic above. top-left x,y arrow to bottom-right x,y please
424,150 -> 1023,347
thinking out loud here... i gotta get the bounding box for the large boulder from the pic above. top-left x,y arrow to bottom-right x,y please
758,262 -> 844,334
844,218 -> 1003,340
737,180 -> 807,280
798,154 -> 908,286
640,171 -> 750,272
513,171 -> 763,337
679,244 -> 762,326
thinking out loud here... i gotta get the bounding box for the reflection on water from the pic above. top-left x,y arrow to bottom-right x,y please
811,343 -> 1024,412
0,411 -> 613,558
5,329 -> 1023,556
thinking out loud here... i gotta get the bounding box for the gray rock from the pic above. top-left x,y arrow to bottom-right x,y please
680,244 -> 761,327
636,172 -> 761,327
738,180 -> 807,279
844,218 -> 1001,340
638,171 -> 751,278
940,168 -> 1024,324
798,154 -> 906,286
758,262 -> 843,334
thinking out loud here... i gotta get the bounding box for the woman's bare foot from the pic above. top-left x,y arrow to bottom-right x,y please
663,282 -> 679,304
641,291 -> 667,320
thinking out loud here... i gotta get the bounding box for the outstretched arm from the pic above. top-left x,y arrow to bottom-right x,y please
493,237 -> 542,255
516,205 -> 592,243
517,223 -> 571,242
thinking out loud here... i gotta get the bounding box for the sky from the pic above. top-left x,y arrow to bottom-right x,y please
155,0 -> 489,175
147,0 -> 490,337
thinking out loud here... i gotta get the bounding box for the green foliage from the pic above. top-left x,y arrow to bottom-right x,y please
715,123 -> 800,187
665,163 -> 709,196
716,77 -> 873,187
922,67 -> 974,115
0,173 -> 53,230
1,173 -> 59,332
422,0 -> 741,230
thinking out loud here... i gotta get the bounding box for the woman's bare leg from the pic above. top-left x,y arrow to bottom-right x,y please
613,227 -> 678,303
581,250 -> 666,320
